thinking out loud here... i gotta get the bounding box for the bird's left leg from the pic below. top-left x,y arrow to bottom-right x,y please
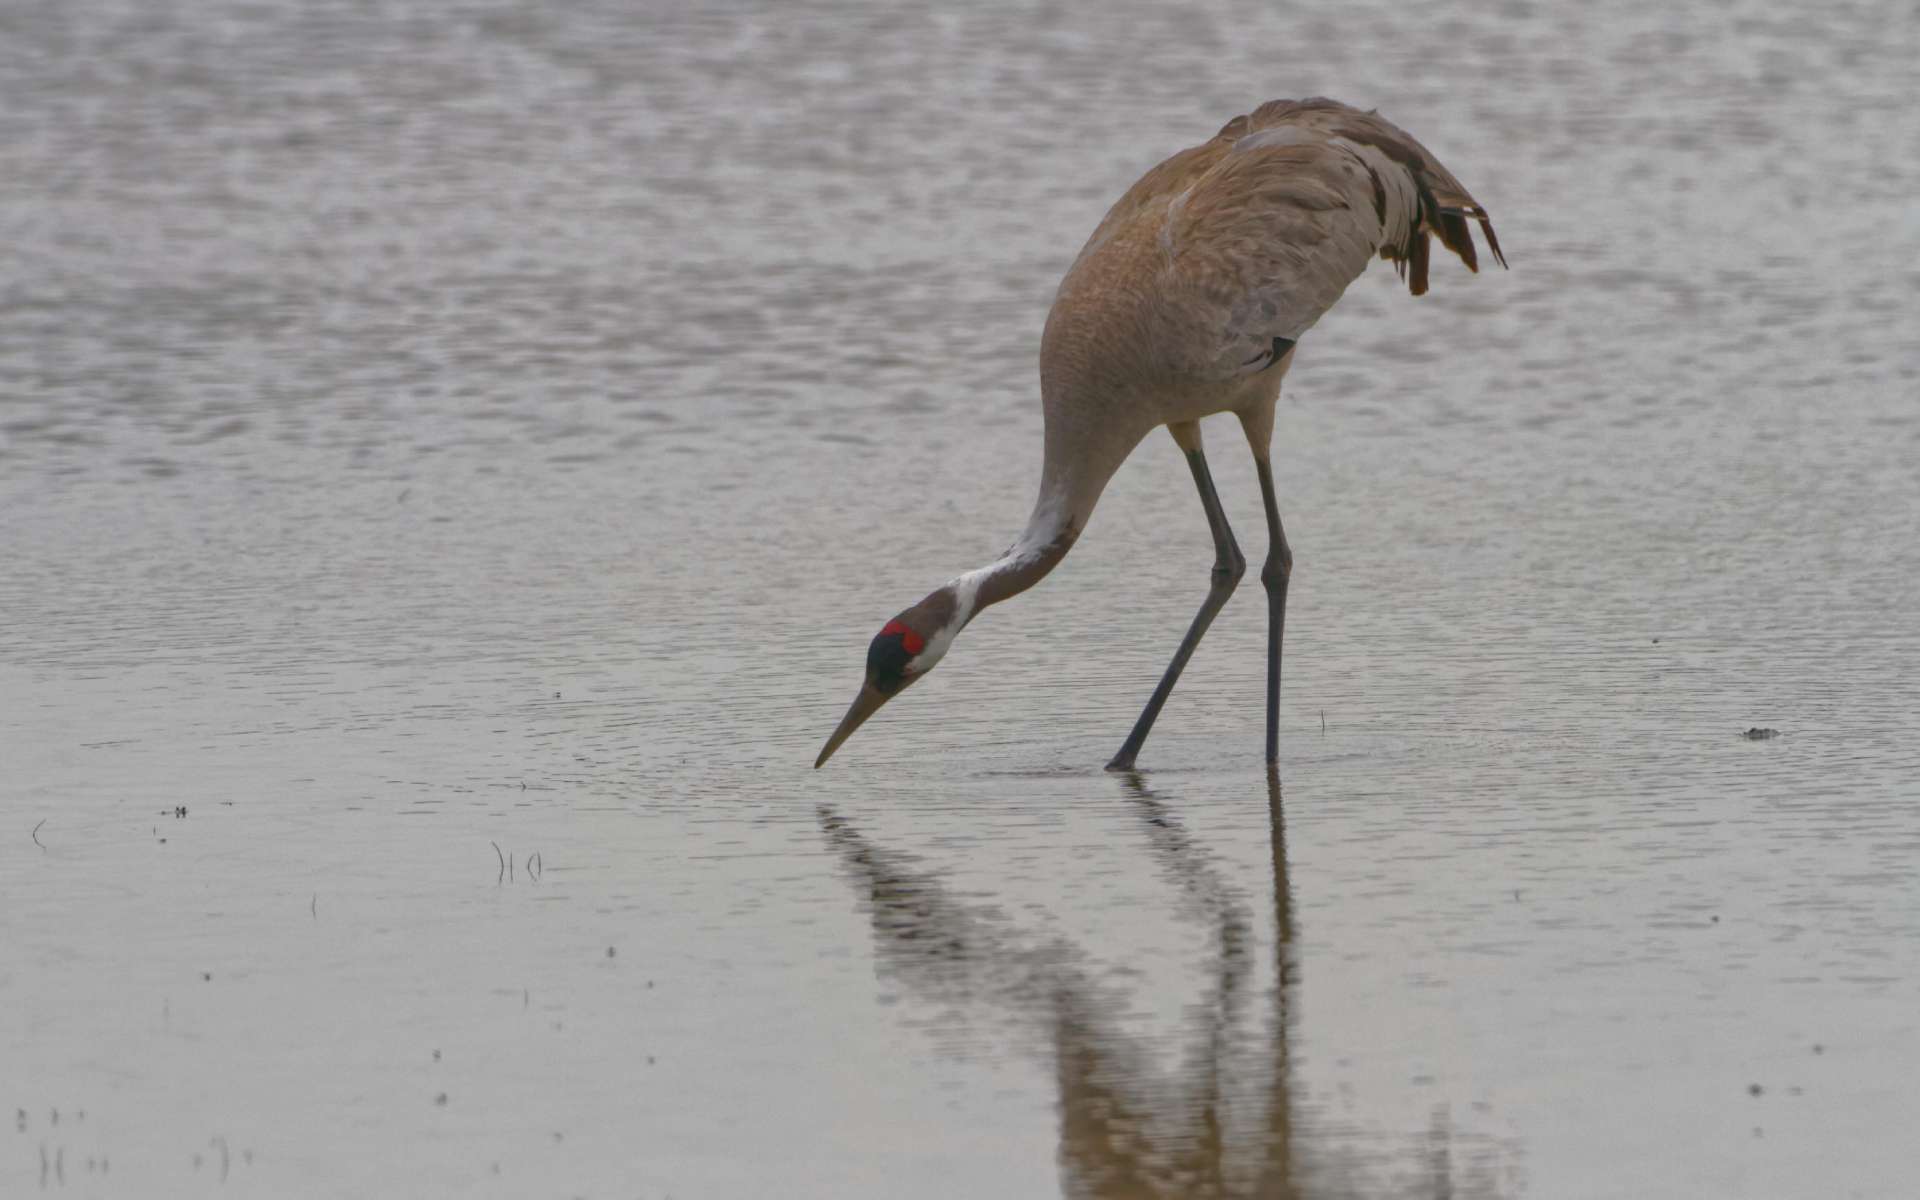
1106,421 -> 1244,772
1239,402 -> 1292,765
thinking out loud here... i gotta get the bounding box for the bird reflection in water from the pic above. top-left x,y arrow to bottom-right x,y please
818,771 -> 1517,1198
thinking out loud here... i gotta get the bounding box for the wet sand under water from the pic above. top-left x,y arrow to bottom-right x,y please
4,1 -> 1920,1196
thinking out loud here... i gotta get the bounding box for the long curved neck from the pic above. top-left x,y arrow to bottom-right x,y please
954,487 -> 1080,620
947,420 -> 1131,626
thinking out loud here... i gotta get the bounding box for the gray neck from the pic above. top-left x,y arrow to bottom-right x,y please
950,424 -> 1132,623
926,382 -> 1143,641
960,489 -> 1081,617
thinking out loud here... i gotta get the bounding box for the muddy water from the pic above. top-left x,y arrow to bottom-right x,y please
5,1 -> 1919,1196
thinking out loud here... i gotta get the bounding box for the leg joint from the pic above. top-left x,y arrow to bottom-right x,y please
1261,547 -> 1291,589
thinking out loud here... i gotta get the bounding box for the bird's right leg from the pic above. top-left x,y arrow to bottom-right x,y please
1253,454 -> 1292,765
1238,399 -> 1292,766
1106,422 -> 1244,772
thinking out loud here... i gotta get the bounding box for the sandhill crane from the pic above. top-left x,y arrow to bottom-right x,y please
816,97 -> 1504,771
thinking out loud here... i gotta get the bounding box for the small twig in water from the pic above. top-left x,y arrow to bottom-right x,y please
31,819 -> 45,850
1320,709 -> 1326,735
311,893 -> 318,919
492,841 -> 505,884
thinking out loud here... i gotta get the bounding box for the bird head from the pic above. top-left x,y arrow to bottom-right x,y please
815,587 -> 963,767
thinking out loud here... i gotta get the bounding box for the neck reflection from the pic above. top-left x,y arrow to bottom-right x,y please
818,767 -> 1502,1198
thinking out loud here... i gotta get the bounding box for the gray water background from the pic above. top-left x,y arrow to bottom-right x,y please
4,0 -> 1918,1196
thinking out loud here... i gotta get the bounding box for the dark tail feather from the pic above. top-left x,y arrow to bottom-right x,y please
1437,203 -> 1507,275
1380,202 -> 1503,297
1436,208 -> 1478,273
1478,214 -> 1506,269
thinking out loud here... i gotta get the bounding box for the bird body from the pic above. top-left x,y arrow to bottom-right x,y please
817,97 -> 1503,769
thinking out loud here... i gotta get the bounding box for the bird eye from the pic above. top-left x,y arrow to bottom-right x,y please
867,628 -> 917,692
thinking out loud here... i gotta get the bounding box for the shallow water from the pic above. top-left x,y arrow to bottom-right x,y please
5,0 -> 1919,1196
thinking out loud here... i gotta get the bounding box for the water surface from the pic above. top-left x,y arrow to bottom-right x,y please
5,1 -> 1919,1196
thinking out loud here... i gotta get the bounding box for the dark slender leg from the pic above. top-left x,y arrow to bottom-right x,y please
1106,447 -> 1244,771
1255,458 -> 1292,764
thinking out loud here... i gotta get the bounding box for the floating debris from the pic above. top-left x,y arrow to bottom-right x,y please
1741,727 -> 1780,740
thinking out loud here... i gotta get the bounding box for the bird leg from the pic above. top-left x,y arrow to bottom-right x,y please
1254,457 -> 1292,765
1106,432 -> 1244,771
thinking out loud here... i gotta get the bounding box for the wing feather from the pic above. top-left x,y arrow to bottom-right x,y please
1053,98 -> 1504,386
1145,99 -> 1505,379
1157,141 -> 1384,379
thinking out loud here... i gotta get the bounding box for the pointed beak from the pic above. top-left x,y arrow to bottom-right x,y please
815,682 -> 891,768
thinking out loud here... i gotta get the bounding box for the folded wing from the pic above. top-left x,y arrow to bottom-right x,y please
1150,98 -> 1504,380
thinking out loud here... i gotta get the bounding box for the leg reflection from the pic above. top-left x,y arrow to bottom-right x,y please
1258,764 -> 1299,1200
817,773 -> 1506,1199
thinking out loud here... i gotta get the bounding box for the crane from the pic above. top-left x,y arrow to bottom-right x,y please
816,97 -> 1503,771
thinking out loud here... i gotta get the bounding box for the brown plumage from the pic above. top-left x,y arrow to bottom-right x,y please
818,97 -> 1505,770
